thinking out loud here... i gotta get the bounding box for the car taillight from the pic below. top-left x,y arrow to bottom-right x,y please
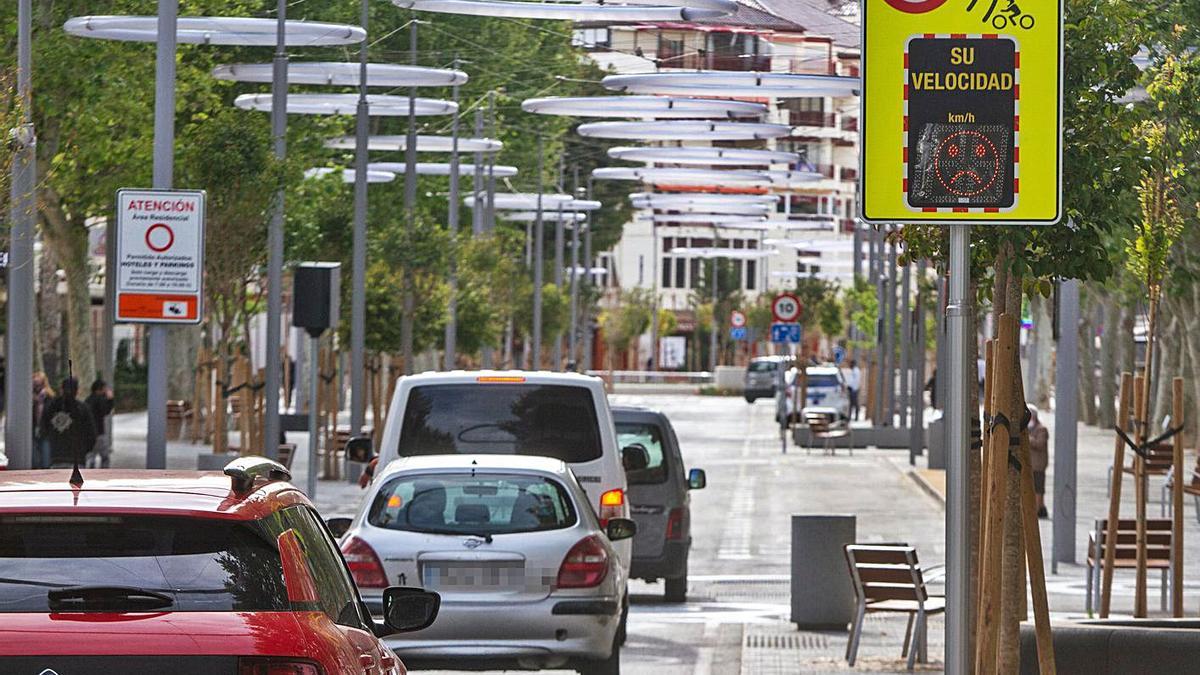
598,488 -> 625,526
239,657 -> 323,675
341,536 -> 388,588
666,507 -> 685,541
557,535 -> 610,588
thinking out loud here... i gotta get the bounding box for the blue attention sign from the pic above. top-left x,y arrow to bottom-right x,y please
770,323 -> 801,344
730,327 -> 748,341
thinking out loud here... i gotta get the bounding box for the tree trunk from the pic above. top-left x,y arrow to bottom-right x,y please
36,226 -> 62,381
168,328 -> 201,401
998,261 -> 1025,674
1120,302 -> 1136,376
1079,293 -> 1098,426
1098,290 -> 1119,428
1029,293 -> 1053,409
1151,309 -> 1180,429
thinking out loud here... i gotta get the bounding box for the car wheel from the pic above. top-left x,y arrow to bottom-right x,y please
664,555 -> 688,602
744,395 -> 756,403
578,634 -> 621,675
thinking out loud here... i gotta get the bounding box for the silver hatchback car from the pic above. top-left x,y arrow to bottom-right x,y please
339,454 -> 635,674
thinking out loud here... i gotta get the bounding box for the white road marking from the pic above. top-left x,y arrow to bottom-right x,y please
691,621 -> 720,675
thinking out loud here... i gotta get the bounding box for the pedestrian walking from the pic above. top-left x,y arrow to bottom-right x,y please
39,377 -> 96,469
1027,406 -> 1050,519
31,371 -> 53,469
843,359 -> 862,421
85,379 -> 115,468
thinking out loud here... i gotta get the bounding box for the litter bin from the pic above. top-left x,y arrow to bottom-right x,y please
927,417 -> 946,469
790,514 -> 856,630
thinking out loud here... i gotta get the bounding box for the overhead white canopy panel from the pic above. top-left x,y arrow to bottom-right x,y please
641,213 -> 768,225
464,193 -> 575,210
634,202 -> 773,215
669,246 -> 772,257
64,16 -> 365,46
595,167 -> 770,186
213,62 -> 467,87
367,162 -> 518,177
500,211 -> 589,222
602,71 -> 860,98
305,168 -> 396,183
577,121 -> 791,141
522,96 -> 765,119
325,135 -> 502,153
630,192 -> 779,207
392,0 -> 736,21
236,93 -> 456,116
609,146 -> 798,166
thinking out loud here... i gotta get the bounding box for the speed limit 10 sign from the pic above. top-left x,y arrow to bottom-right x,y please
772,293 -> 802,323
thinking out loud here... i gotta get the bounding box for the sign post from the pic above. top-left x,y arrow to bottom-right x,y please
115,189 -> 206,324
862,1 -> 1062,672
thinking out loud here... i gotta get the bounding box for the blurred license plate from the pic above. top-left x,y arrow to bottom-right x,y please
422,561 -> 524,590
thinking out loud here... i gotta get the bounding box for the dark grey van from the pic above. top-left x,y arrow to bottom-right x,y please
612,406 -> 706,602
744,356 -> 787,402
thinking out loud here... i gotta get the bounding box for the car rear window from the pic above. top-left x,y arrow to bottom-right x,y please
615,422 -> 669,484
0,515 -> 288,612
748,361 -> 777,373
808,373 -> 841,388
397,384 -> 603,463
368,473 -> 577,536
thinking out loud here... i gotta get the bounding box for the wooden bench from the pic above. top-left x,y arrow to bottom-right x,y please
276,443 -> 297,470
804,408 -> 850,455
1162,451 -> 1200,522
166,400 -> 191,440
844,544 -> 944,671
1085,518 -> 1173,615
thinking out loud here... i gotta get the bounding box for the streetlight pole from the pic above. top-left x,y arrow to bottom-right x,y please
6,0 -> 35,469
554,202 -> 565,370
444,62 -> 461,371
582,177 -> 594,372
568,166 -> 581,368
532,135 -> 544,368
146,0 -> 179,469
945,224 -> 972,675
349,0 -> 370,435
263,0 -> 289,458
400,22 -> 418,374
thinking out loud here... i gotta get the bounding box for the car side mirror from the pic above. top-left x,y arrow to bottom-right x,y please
688,468 -> 707,490
382,587 -> 440,634
325,517 -> 353,538
606,517 -> 637,541
346,436 -> 374,464
621,444 -> 650,472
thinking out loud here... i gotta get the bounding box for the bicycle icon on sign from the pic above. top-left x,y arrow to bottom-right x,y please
966,0 -> 1035,29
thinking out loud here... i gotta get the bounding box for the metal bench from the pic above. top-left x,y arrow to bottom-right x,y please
844,544 -> 944,671
804,407 -> 850,455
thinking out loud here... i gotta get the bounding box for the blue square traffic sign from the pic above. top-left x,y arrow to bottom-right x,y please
771,323 -> 801,344
730,327 -> 748,341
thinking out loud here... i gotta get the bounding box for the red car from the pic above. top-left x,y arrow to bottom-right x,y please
0,458 -> 439,674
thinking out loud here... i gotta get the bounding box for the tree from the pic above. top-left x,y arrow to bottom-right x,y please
599,289 -> 652,375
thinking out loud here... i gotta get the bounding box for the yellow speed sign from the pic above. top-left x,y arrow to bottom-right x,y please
861,0 -> 1062,224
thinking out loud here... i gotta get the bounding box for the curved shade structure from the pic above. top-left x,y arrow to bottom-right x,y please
630,192 -> 778,206
236,93 -> 456,116
305,168 -> 395,183
522,96 -> 765,119
595,167 -> 770,187
464,193 -> 575,210
609,146 -> 798,166
634,203 -> 772,216
670,246 -> 772,257
577,121 -> 790,141
392,0 -> 735,21
368,162 -> 518,178
763,169 -> 826,186
603,72 -> 860,98
64,16 -> 365,46
213,62 -> 466,87
325,135 -> 502,153
641,213 -> 768,225
500,211 -> 588,223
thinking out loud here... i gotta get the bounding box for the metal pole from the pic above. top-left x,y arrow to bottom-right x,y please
146,0 -> 178,470
349,0 -> 369,434
1053,278 -> 1080,568
649,221 -> 658,371
532,136 -> 544,368
263,0 -> 288,458
582,178 -> 594,372
568,207 -> 581,368
909,259 -> 927,464
900,257 -> 911,429
472,109 -> 484,236
553,204 -> 565,370
400,22 -> 418,374
709,256 -> 718,373
306,334 -> 320,497
444,67 -> 461,371
884,237 -> 897,426
6,0 -> 35,469
944,224 -> 972,675
486,91 -> 497,233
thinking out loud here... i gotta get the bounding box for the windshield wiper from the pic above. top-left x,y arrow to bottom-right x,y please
408,527 -> 494,544
47,585 -> 174,611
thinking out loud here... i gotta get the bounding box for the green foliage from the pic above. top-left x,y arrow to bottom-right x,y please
600,289 -> 653,355
844,276 -> 878,349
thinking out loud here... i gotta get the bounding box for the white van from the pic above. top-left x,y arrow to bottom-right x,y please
366,370 -> 633,568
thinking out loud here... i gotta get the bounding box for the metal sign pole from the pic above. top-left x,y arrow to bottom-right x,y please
307,333 -> 321,497
945,223 -> 972,675
349,0 -> 370,433
146,0 -> 178,469
532,135 -> 544,367
263,0 -> 288,458
1052,278 -> 1080,568
6,0 -> 35,469
444,65 -> 461,371
400,22 -> 418,375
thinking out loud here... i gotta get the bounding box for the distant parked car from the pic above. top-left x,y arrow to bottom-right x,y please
744,356 -> 788,403
613,406 -> 706,603
340,454 -> 636,675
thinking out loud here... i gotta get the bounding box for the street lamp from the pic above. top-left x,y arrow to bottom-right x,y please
576,121 -> 791,141
392,0 -> 736,21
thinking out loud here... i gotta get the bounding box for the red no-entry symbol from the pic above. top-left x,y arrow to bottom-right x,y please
882,0 -> 949,13
145,223 -> 175,253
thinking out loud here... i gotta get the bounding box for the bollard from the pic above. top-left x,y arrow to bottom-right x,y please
791,514 -> 857,630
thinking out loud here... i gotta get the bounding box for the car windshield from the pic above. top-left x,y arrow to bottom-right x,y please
368,473 -> 577,536
615,422 -> 669,485
0,515 -> 289,612
748,361 -> 777,373
397,384 -> 603,463
808,373 -> 841,388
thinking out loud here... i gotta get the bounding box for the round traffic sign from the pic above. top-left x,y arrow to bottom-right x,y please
772,293 -> 802,323
730,310 -> 747,328
144,223 -> 175,253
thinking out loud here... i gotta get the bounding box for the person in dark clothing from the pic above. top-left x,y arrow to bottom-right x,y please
85,379 -> 115,468
39,377 -> 96,469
